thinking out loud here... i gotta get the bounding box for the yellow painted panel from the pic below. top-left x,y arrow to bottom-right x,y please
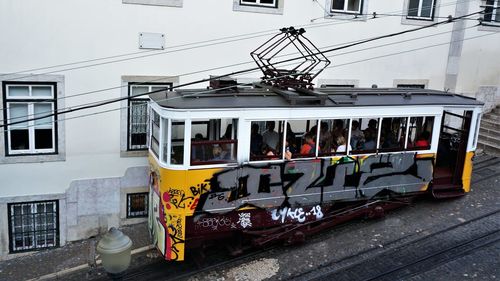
462,151 -> 474,193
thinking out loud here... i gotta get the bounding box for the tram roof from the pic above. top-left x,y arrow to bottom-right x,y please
149,86 -> 483,109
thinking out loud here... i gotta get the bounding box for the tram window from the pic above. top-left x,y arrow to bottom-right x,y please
379,117 -> 407,152
288,119 -> 319,159
407,116 -> 434,150
150,111 -> 160,158
350,118 -> 379,154
250,120 -> 284,161
191,118 -> 237,165
318,119 -> 350,156
171,120 -> 185,165
161,118 -> 169,163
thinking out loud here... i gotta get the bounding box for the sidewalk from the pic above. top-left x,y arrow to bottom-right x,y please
0,222 -> 156,281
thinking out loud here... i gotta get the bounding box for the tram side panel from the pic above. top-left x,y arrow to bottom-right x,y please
149,152 -> 434,261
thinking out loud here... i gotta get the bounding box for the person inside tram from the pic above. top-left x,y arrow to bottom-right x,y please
191,133 -> 206,161
300,133 -> 318,156
262,145 -> 279,160
250,123 -> 263,156
263,121 -> 279,150
211,145 -> 227,161
319,122 -> 333,153
350,120 -> 364,150
334,135 -> 351,153
285,140 -> 293,160
286,123 -> 297,154
415,131 -> 431,148
363,131 -> 377,150
364,119 -> 378,139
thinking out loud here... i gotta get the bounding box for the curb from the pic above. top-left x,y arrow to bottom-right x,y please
27,245 -> 155,281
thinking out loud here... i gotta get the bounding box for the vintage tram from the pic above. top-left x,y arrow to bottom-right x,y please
146,84 -> 482,261
145,27 -> 483,261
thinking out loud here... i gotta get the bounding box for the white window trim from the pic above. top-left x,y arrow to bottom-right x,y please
122,0 -> 182,7
330,0 -> 363,14
324,0 -> 369,21
240,0 -> 278,8
120,76 -> 179,157
401,0 -> 441,26
233,0 -> 284,15
0,75 -> 65,164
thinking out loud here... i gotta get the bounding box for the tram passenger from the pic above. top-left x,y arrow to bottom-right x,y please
250,123 -> 263,156
286,123 -> 298,153
191,133 -> 206,161
300,133 -> 318,156
211,145 -> 227,161
263,121 -> 279,150
364,119 -> 378,138
285,141 -> 293,160
363,131 -> 376,150
319,122 -> 333,153
415,131 -> 431,148
334,135 -> 351,153
350,120 -> 364,150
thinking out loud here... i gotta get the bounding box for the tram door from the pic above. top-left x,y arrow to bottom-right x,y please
434,110 -> 472,191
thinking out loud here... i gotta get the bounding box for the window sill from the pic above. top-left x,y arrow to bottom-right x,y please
324,12 -> 367,21
0,153 -> 65,165
122,0 -> 182,7
478,23 -> 500,32
401,16 -> 438,26
121,150 -> 149,158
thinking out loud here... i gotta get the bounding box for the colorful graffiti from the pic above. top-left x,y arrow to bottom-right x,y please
149,152 -> 433,261
196,153 -> 433,212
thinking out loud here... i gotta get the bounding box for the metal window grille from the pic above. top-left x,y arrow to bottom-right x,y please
240,0 -> 278,8
484,0 -> 500,23
8,200 -> 59,253
129,99 -> 149,150
407,0 -> 436,19
127,193 -> 148,218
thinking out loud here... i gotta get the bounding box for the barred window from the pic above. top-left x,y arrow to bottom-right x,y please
407,0 -> 436,19
8,200 -> 59,253
128,83 -> 171,150
484,0 -> 500,23
127,193 -> 148,218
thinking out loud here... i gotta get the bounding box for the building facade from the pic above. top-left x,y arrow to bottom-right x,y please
0,0 -> 499,258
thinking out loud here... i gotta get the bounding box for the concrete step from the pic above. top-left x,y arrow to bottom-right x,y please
482,112 -> 500,122
477,139 -> 500,156
479,127 -> 500,139
480,118 -> 500,130
478,134 -> 500,145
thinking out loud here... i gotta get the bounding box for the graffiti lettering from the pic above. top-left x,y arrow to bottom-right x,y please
237,213 -> 252,228
271,205 -> 323,223
195,216 -> 234,230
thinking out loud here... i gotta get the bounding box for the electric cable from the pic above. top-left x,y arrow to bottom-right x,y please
0,13 -> 488,130
2,0 -> 474,81
2,29 -> 496,135
0,10 -> 482,117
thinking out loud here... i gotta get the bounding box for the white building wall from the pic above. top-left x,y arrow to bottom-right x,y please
0,0 -> 499,257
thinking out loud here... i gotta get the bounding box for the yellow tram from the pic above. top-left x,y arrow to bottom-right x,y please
147,84 -> 482,261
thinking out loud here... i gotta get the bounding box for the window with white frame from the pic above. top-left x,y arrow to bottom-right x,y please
3,83 -> 57,156
8,200 -> 59,253
128,83 -> 171,151
240,0 -> 277,7
331,0 -> 363,14
407,0 -> 436,19
484,0 -> 500,24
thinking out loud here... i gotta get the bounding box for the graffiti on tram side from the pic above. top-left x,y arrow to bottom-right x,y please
149,152 -> 433,261
195,153 -> 433,212
271,205 -> 324,223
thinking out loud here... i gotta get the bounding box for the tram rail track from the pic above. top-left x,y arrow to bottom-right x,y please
295,208 -> 500,281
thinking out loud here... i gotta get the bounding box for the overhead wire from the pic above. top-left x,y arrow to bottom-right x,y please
1,29 -> 497,135
0,6 -> 483,116
2,0 -> 474,82
0,11 -> 484,129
